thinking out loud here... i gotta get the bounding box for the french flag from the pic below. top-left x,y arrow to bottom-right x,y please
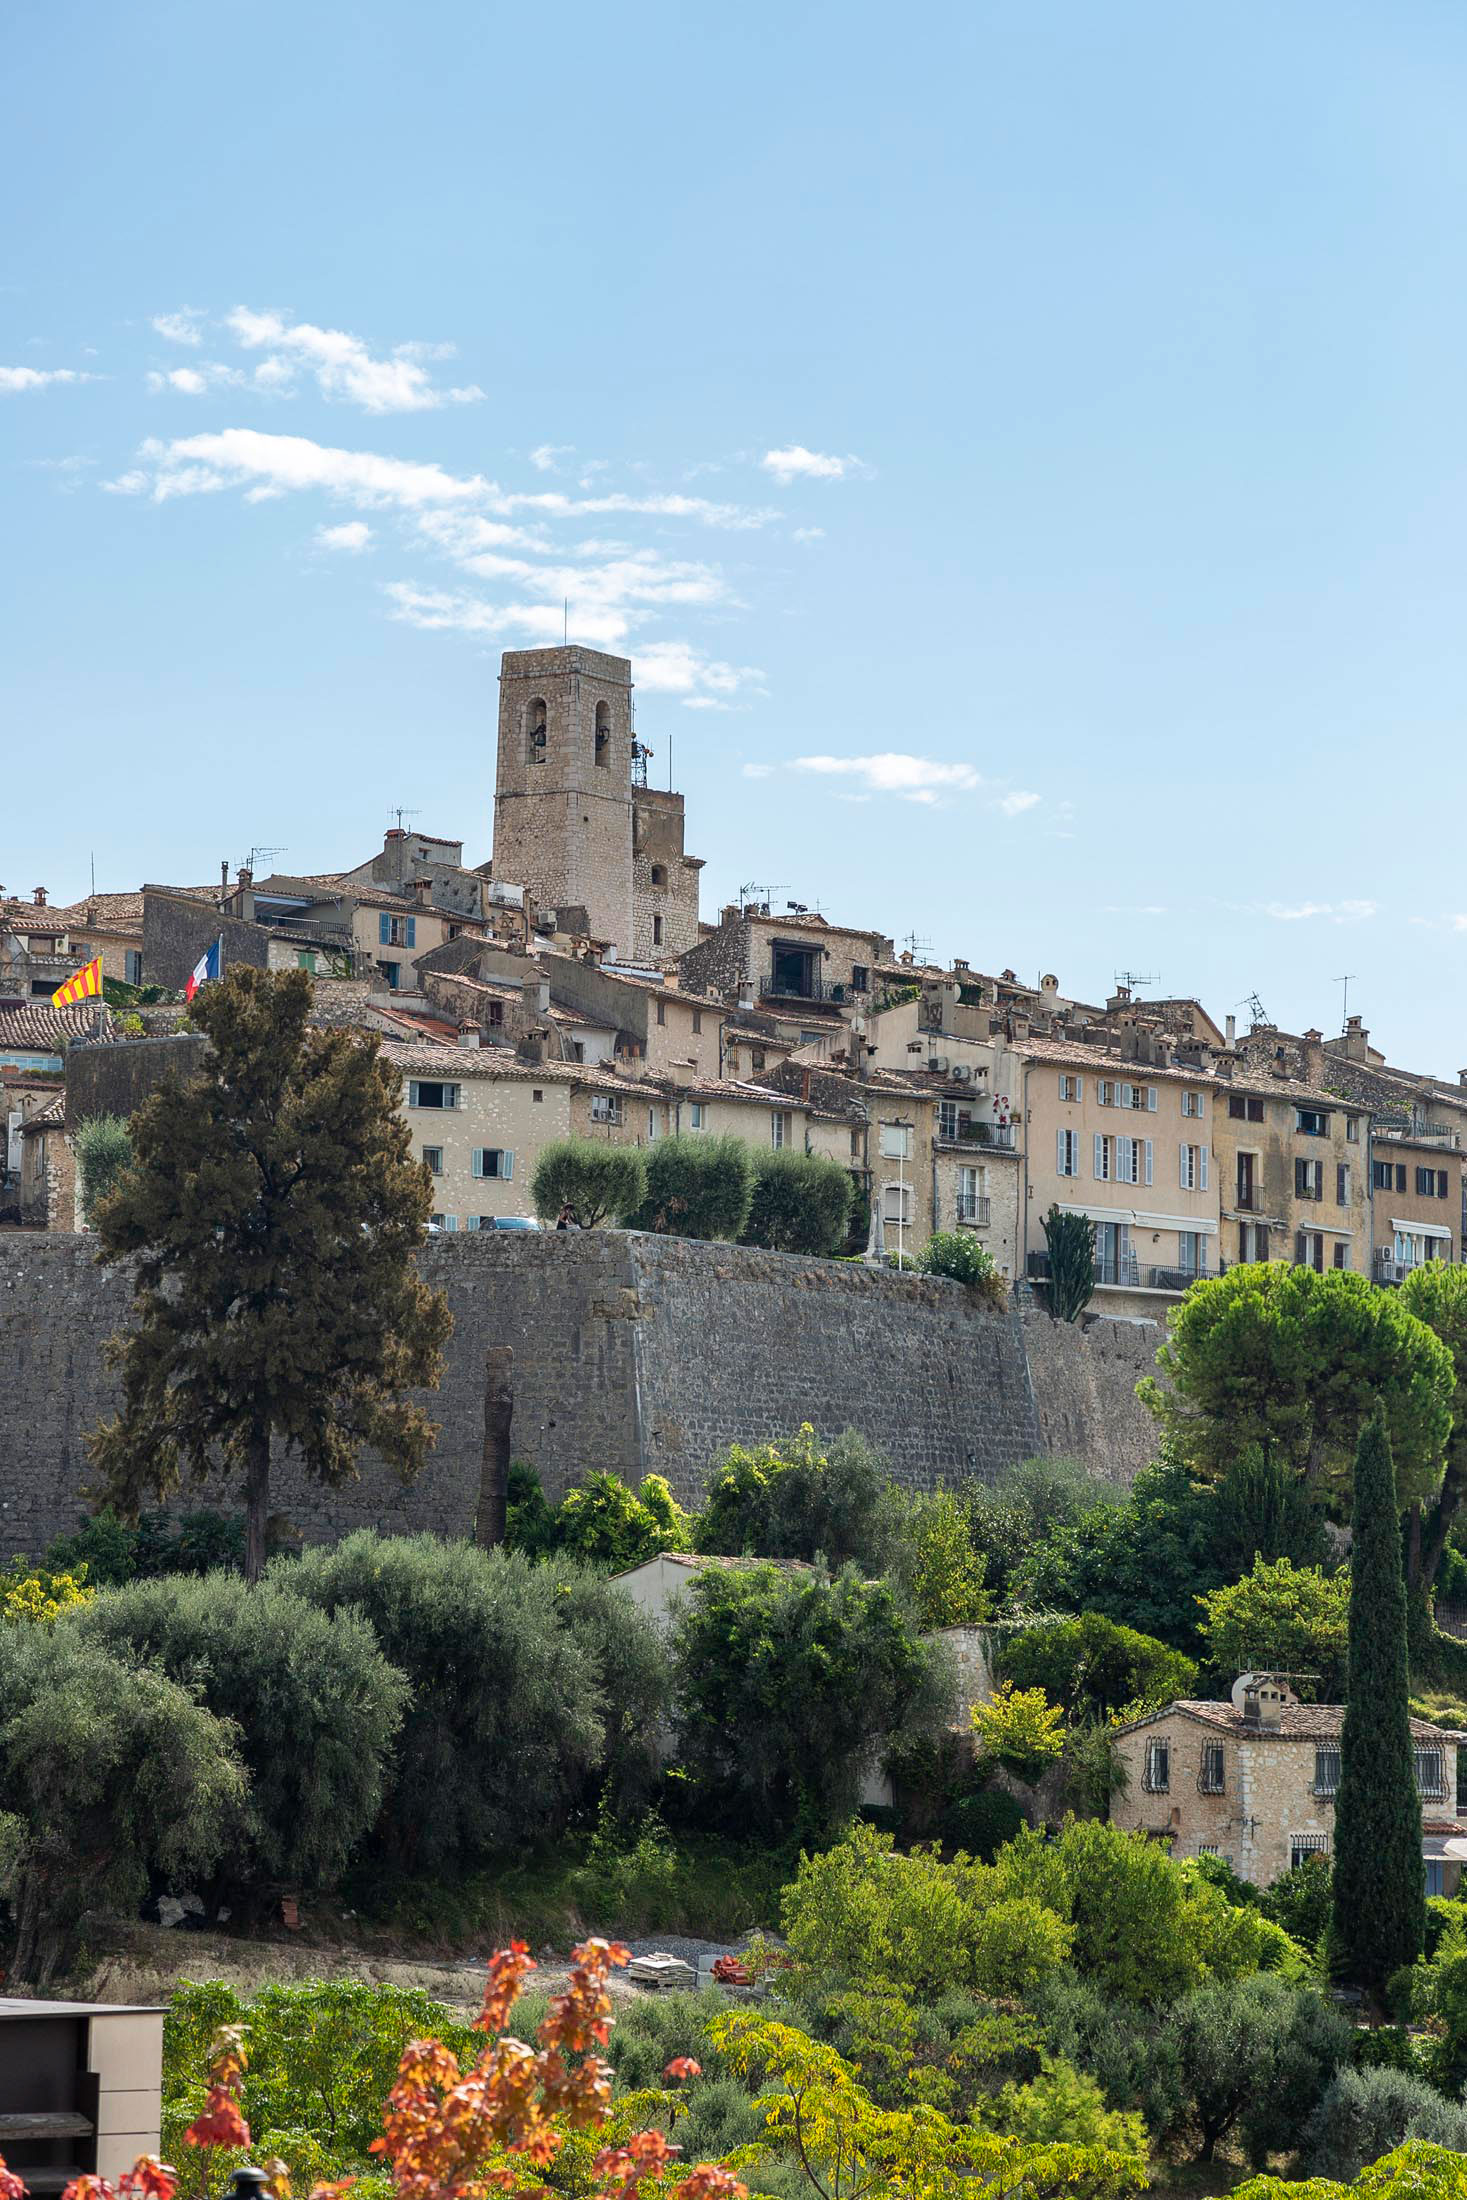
185,936 -> 222,1002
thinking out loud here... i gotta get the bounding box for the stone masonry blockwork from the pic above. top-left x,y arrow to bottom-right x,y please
0,1235 -> 1163,1560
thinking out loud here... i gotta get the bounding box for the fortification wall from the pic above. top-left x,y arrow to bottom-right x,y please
0,1234 -> 1163,1560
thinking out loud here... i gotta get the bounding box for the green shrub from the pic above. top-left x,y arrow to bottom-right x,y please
74,1113 -> 133,1225
1159,1973 -> 1351,2164
68,1572 -> 404,1888
1196,1555 -> 1350,1700
556,1470 -> 689,1567
1261,1853 -> 1333,1945
626,1135 -> 755,1240
977,2051 -> 1148,2165
530,1136 -> 646,1226
0,1626 -> 246,1987
1300,2065 -> 1467,2182
695,1424 -> 899,1569
939,1782 -> 1026,1860
894,1485 -> 991,1627
672,1566 -> 946,1836
918,1232 -> 1005,1305
283,1532 -> 608,1871
539,1560 -> 671,1808
504,1462 -> 559,1559
45,1506 -> 247,1584
999,1612 -> 1195,1721
741,1148 -> 852,1255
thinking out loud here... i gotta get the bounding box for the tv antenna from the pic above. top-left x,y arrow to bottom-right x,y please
903,930 -> 932,960
390,807 -> 421,833
1114,969 -> 1158,995
244,844 -> 285,876
1238,991 -> 1271,1026
739,880 -> 788,912
1334,973 -> 1358,1029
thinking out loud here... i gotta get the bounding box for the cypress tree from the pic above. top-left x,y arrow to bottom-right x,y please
1332,1404 -> 1425,1993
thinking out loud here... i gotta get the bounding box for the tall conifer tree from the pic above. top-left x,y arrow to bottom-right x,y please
89,968 -> 452,1579
1332,1405 -> 1425,1992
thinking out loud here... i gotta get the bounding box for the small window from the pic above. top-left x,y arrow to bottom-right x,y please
1181,1089 -> 1204,1118
527,697 -> 548,764
1333,1240 -> 1348,1269
1199,1742 -> 1225,1793
650,863 -> 667,887
1346,1116 -> 1360,1143
429,1213 -> 459,1234
1427,1859 -> 1446,1897
1057,1128 -> 1080,1177
772,1109 -> 792,1149
850,1129 -> 861,1159
1313,1746 -> 1341,1796
1416,1747 -> 1447,1799
297,950 -> 318,973
1098,1080 -> 1113,1106
472,1148 -> 514,1180
1229,1094 -> 1265,1122
408,1081 -> 460,1110
422,1146 -> 444,1176
1297,1230 -> 1326,1271
653,915 -> 664,947
692,1009 -> 702,1034
880,1122 -> 913,1160
532,1088 -> 544,1102
647,1107 -> 659,1142
1296,1107 -> 1329,1137
125,950 -> 143,985
594,699 -> 611,768
1291,1833 -> 1330,1870
882,1181 -> 913,1224
1337,1162 -> 1350,1204
690,1102 -> 705,1130
1143,1739 -> 1170,1793
1295,1157 -> 1323,1199
590,1095 -> 623,1125
851,964 -> 869,992
1059,1073 -> 1081,1102
656,999 -> 666,1026
751,1048 -> 765,1072
1373,1158 -> 1394,1190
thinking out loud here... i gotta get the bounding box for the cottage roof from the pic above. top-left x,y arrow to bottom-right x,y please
42,891 -> 146,933
19,1092 -> 66,1134
1115,1698 -> 1465,1744
611,1550 -> 818,1582
376,1040 -> 649,1097
0,1003 -> 114,1049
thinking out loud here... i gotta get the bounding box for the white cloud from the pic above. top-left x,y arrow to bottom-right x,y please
152,310 -> 205,346
1,366 -> 98,393
634,640 -> 762,698
108,428 -> 491,508
315,520 -> 374,553
791,753 -> 983,803
742,763 -> 776,779
761,444 -> 866,485
381,583 -> 760,700
224,307 -> 484,413
995,790 -> 1041,817
1259,899 -> 1378,923
530,442 -> 572,472
792,526 -> 825,542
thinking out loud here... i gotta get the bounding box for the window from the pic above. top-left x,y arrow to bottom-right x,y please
1337,1162 -> 1351,1204
1143,1739 -> 1170,1793
690,1102 -> 705,1130
590,1095 -> 623,1124
378,960 -> 401,990
422,1146 -> 443,1175
772,1109 -> 793,1149
1116,1134 -> 1152,1185
1182,1089 -> 1204,1117
1373,1158 -> 1395,1191
1397,1162 -> 1408,1193
1297,1230 -> 1326,1271
297,950 -> 318,972
1346,1116 -> 1360,1143
751,1048 -> 765,1072
880,1122 -> 914,1160
647,1108 -> 659,1142
1313,1747 -> 1341,1796
1427,1859 -> 1446,1897
851,964 -> 869,993
1097,1080 -> 1114,1107
1229,1094 -> 1265,1122
882,1182 -> 913,1224
1238,1221 -> 1269,1261
1094,1219 -> 1134,1286
408,1081 -> 460,1109
940,1099 -> 963,1140
378,913 -> 417,948
656,1000 -> 666,1026
1199,1742 -> 1225,1793
1416,1747 -> 1447,1799
1296,1107 -> 1330,1137
527,697 -> 548,764
125,950 -> 143,985
1059,1073 -> 1082,1102
428,1213 -> 459,1233
1178,1230 -> 1205,1277
1291,1834 -> 1330,1870
1057,1127 -> 1080,1177
1417,1166 -> 1449,1199
1180,1142 -> 1209,1191
594,700 -> 611,767
652,914 -> 664,947
472,1148 -> 514,1179
692,1009 -> 702,1034
1296,1157 -> 1324,1200
532,1088 -> 544,1103
1094,1133 -> 1111,1181
1333,1240 -> 1349,1269
957,1164 -> 985,1223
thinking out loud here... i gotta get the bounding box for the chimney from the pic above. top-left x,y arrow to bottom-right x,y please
737,979 -> 755,1011
220,859 -> 230,907
458,1022 -> 481,1049
1342,1014 -> 1369,1062
1225,1014 -> 1237,1047
1301,1028 -> 1325,1085
235,867 -> 255,922
32,886 -> 47,907
522,973 -> 551,1020
721,903 -> 740,926
411,877 -> 432,906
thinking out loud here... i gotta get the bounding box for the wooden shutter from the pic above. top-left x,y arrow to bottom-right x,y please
472,1150 -> 484,1178
379,912 -> 391,944
503,1150 -> 514,1179
1144,1139 -> 1153,1186
1094,1133 -> 1105,1178
1147,1086 -> 1158,1111
406,915 -> 417,948
408,1081 -> 420,1107
1200,1144 -> 1209,1190
1057,1128 -> 1067,1173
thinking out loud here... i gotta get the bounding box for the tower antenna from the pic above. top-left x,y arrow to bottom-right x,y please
1335,974 -> 1357,1030
390,806 -> 421,833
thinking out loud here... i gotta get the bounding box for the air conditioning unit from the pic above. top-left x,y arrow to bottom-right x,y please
930,1054 -> 950,1073
951,1063 -> 973,1083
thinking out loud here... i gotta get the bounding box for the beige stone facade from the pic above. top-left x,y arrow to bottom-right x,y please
18,1093 -> 75,1229
1112,1679 -> 1463,1890
1212,1069 -> 1369,1275
1371,1130 -> 1463,1280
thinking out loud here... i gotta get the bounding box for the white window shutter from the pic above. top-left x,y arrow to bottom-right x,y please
1145,1139 -> 1153,1185
472,1150 -> 483,1179
503,1150 -> 514,1179
408,1081 -> 419,1107
1076,1076 -> 1084,1098
1180,1145 -> 1188,1189
1094,1132 -> 1105,1179
1057,1127 -> 1066,1173
1148,1086 -> 1158,1112
1200,1144 -> 1209,1190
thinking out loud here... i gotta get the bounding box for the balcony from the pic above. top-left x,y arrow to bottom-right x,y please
1025,1249 -> 1141,1289
1235,1183 -> 1266,1213
1145,1263 -> 1213,1292
955,1196 -> 991,1228
938,1122 -> 1016,1151
759,973 -> 841,1006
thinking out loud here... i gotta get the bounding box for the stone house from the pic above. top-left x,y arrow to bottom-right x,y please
1211,1059 -> 1370,1276
18,1091 -> 75,1228
242,873 -> 480,993
1370,1125 -> 1464,1279
1111,1673 -> 1466,1890
27,891 -> 145,988
679,904 -> 893,1036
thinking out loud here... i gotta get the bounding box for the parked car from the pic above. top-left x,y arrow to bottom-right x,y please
483,1215 -> 542,1231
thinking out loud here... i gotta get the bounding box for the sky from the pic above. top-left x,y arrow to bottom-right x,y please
6,3 -> 1467,1072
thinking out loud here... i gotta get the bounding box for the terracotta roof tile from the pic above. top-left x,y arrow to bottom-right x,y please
0,1003 -> 114,1049
1116,1698 -> 1464,1743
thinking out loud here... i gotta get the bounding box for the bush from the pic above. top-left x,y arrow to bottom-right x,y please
68,1571 -> 407,1887
539,1560 -> 671,1809
556,1470 -> 689,1567
969,1454 -> 1123,1611
1300,2065 -> 1467,2182
45,1506 -> 248,1584
1,1558 -> 94,1625
893,1485 -> 991,1627
530,1136 -> 646,1226
626,1135 -> 755,1241
971,1681 -> 1066,1783
999,1613 -> 1195,1721
74,1112 -> 133,1225
671,1563 -> 947,1835
1159,1972 -> 1351,2164
977,2052 -> 1149,2166
940,1781 -> 1026,1860
503,1462 -> 559,1559
0,1626 -> 246,1986
695,1425 -> 899,1569
1261,1853 -> 1333,1945
741,1149 -> 852,1255
282,1532 -> 608,1871
918,1232 -> 1005,1305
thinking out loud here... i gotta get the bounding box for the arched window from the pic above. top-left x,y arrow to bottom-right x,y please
650,863 -> 667,888
526,698 -> 548,765
594,699 -> 611,768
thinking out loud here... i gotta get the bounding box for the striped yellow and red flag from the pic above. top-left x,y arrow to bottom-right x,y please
52,956 -> 103,1008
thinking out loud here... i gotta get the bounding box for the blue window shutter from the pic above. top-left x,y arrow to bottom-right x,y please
1200,1144 -> 1210,1190
1056,1127 -> 1066,1173
1093,1132 -> 1104,1179
467,1215 -> 481,1231
1145,1139 -> 1153,1185
379,912 -> 390,945
472,1151 -> 484,1179
408,1081 -> 419,1107
503,1150 -> 514,1179
407,915 -> 416,948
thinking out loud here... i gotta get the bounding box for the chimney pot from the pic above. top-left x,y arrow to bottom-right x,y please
32,886 -> 46,906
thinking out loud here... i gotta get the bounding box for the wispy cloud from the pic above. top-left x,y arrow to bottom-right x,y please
742,763 -> 776,779
1,366 -> 99,393
530,442 -> 573,472
152,310 -> 205,346
223,308 -> 484,413
1256,899 -> 1378,923
761,445 -> 868,485
315,520 -> 374,553
792,526 -> 825,542
106,428 -> 491,507
996,790 -> 1041,817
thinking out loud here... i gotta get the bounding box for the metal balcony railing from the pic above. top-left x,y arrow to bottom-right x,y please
955,1196 -> 991,1227
1146,1263 -> 1212,1292
938,1123 -> 1015,1150
760,973 -> 837,1004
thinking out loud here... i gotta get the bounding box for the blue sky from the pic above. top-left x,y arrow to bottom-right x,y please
6,3 -> 1467,1071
